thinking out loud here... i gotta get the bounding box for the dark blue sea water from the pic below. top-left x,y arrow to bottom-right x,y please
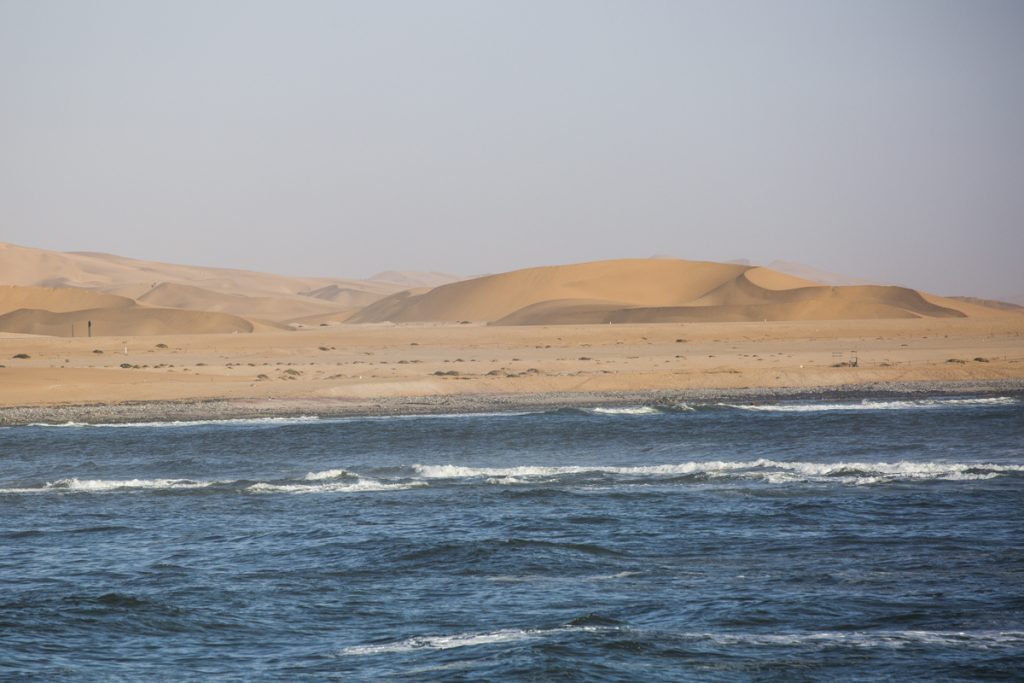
2,394 -> 1023,681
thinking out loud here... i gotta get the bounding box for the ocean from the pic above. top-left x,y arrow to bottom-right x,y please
2,394 -> 1022,681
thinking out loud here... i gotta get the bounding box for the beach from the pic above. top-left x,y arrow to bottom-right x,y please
2,317 -> 1021,424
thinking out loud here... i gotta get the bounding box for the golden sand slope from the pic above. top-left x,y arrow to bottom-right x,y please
0,241 -> 400,302
0,285 -> 135,315
0,285 -> 280,337
0,305 -> 271,337
350,259 -> 990,325
136,282 -> 350,322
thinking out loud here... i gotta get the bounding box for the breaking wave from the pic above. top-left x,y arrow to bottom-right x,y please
27,416 -> 322,429
414,460 -> 1024,485
4,459 -> 1020,496
339,624 -> 1024,656
721,396 -> 1019,412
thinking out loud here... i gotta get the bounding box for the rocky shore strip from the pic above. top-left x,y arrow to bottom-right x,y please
2,379 -> 1021,426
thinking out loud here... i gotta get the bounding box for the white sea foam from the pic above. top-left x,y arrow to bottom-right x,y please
675,629 -> 1024,648
247,478 -> 426,494
303,468 -> 352,481
339,624 -> 615,656
27,416 -> 322,429
722,396 -> 1019,413
340,627 -> 1024,656
591,406 -> 660,416
413,460 -> 1024,485
0,477 -> 214,494
0,472 -> 425,495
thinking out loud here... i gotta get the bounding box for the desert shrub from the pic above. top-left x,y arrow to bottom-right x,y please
12,353 -> 30,359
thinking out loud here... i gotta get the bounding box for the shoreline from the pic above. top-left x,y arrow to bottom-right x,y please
2,378 -> 1021,426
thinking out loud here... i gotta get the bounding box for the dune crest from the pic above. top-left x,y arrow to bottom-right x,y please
350,259 -> 992,325
0,285 -> 280,337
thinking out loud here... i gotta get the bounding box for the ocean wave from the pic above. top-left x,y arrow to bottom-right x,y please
340,626 -> 1024,656
673,629 -> 1024,648
721,396 -> 1019,413
0,473 -> 425,495
414,460 -> 1024,485
339,623 -> 617,656
27,416 -> 322,429
246,479 -> 425,494
303,468 -> 354,481
590,406 -> 660,416
5,459 -> 1019,495
22,411 -> 541,429
1,477 -> 213,494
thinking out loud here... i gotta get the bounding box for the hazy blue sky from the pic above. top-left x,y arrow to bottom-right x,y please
2,0 -> 1022,297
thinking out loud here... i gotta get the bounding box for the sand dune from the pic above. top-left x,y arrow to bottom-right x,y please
0,284 -> 282,336
0,285 -> 135,316
4,245 -> 1018,337
351,259 -> 990,325
0,241 -> 400,302
0,305 -> 271,337
298,284 -> 388,308
351,260 -> 751,323
136,282 -> 349,322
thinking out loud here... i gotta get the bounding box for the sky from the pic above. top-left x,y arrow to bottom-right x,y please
1,0 -> 1022,298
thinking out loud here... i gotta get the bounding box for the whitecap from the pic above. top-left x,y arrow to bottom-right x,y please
675,629 -> 1024,648
27,416 -> 322,429
246,479 -> 426,494
721,396 -> 1019,413
303,468 -> 353,481
412,460 -> 1024,485
0,477 -> 214,494
591,406 -> 660,416
339,623 -> 617,656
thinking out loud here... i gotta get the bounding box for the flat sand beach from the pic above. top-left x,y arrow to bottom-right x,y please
2,317 -> 1021,424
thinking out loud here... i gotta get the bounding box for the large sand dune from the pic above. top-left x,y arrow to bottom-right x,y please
0,241 -> 400,303
0,304 -> 269,337
351,259 -> 990,325
0,285 -> 135,315
0,284 -> 282,337
136,282 -> 348,322
3,245 -> 1018,337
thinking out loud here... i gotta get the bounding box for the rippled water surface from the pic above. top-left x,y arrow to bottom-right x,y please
2,395 -> 1023,680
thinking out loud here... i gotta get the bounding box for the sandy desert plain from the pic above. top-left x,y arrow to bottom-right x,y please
1,241 -> 1022,422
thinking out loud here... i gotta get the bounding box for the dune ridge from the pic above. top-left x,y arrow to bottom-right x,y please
351,259 -> 991,325
0,285 -> 285,337
2,245 -> 1019,336
0,241 -> 401,303
0,285 -> 135,316
0,305 -> 270,337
